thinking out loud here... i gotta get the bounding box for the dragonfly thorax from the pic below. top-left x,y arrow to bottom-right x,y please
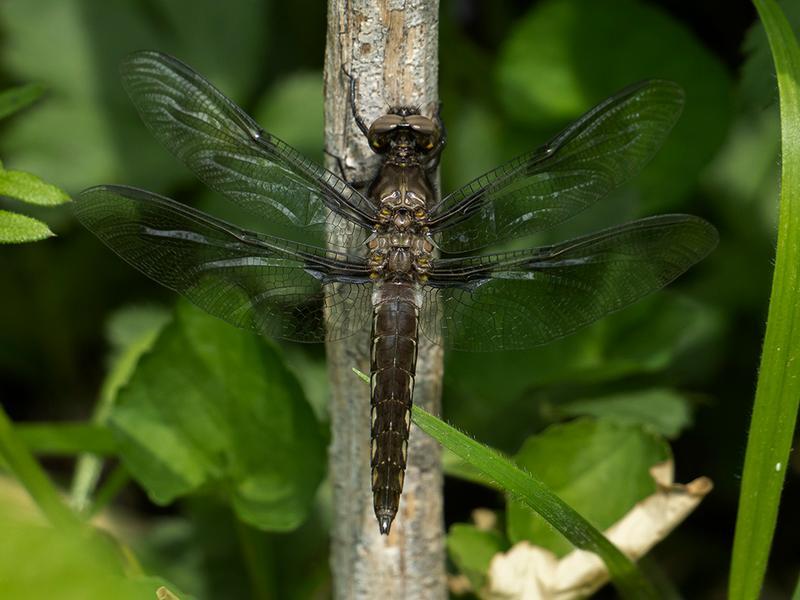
368,230 -> 433,282
370,164 -> 432,229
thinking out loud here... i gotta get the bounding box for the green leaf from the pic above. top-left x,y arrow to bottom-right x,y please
0,83 -> 44,120
558,389 -> 693,438
109,302 -> 326,532
442,447 -> 502,490
447,524 -> 509,591
0,209 -> 53,243
0,496 -> 176,599
0,160 -> 71,206
70,305 -> 171,513
506,419 -> 670,556
0,160 -> 70,243
412,406 -> 659,599
496,0 -> 732,211
730,1 -> 800,598
101,305 -> 172,422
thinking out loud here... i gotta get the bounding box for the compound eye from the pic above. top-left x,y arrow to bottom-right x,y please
414,208 -> 425,219
415,132 -> 438,152
406,115 -> 436,134
380,207 -> 391,217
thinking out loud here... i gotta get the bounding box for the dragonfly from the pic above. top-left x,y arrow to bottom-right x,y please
74,51 -> 718,536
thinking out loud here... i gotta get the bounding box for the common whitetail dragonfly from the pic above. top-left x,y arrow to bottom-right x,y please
75,51 -> 717,536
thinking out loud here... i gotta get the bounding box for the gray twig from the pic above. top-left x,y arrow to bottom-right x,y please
323,1 -> 445,598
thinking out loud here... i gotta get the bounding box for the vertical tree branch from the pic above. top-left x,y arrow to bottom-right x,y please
323,1 -> 445,598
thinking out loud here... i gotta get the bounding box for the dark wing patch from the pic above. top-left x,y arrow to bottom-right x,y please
428,80 -> 684,253
121,50 -> 374,250
75,185 -> 373,342
420,214 -> 717,350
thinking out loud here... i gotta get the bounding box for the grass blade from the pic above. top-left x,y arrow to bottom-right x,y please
729,2 -> 800,598
412,405 -> 658,599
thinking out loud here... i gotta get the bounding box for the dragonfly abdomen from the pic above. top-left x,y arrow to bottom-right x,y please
370,283 -> 420,535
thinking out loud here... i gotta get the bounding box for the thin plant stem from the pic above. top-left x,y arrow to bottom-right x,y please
0,403 -> 81,529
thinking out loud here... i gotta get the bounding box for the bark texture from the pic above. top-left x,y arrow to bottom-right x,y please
323,1 -> 445,598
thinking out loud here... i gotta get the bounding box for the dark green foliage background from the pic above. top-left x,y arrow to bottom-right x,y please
0,0 -> 797,598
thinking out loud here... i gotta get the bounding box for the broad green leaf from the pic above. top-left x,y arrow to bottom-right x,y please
0,496 -> 176,599
0,160 -> 71,206
558,389 -> 693,438
109,302 -> 326,531
730,1 -> 800,598
412,407 -> 658,599
70,305 -> 170,513
447,524 -> 509,591
507,419 -> 670,556
496,0 -> 732,211
0,83 -> 44,120
0,209 -> 53,243
101,305 -> 172,418
0,0 -> 268,191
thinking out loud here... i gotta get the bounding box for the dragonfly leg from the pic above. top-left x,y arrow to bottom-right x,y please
324,148 -> 349,179
426,102 -> 447,172
341,67 -> 370,139
324,148 -> 372,190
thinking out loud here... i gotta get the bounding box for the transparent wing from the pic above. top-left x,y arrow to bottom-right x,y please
428,80 -> 685,253
420,215 -> 717,351
120,50 -> 374,250
75,185 -> 373,342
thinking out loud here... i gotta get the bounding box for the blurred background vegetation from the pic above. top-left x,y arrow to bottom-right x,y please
0,0 -> 798,598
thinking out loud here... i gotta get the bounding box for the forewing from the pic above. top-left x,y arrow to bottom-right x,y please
120,51 -> 374,249
75,185 -> 373,342
429,80 -> 685,253
420,215 -> 717,351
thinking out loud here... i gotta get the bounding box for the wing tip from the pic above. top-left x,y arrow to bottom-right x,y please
119,49 -> 191,83
628,78 -> 686,103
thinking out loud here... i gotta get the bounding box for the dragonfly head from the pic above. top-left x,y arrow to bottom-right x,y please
367,108 -> 442,156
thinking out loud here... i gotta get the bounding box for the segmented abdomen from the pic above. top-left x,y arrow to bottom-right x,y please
370,283 -> 419,535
